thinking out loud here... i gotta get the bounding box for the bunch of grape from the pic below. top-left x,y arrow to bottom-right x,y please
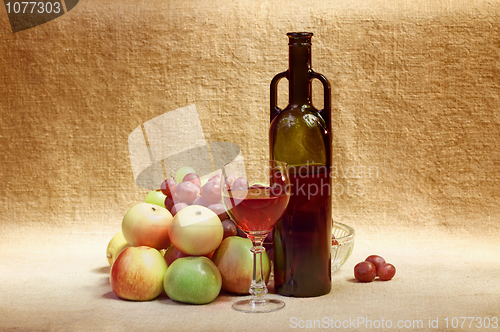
160,169 -> 238,240
354,255 -> 396,282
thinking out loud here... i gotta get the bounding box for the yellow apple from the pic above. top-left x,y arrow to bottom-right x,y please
106,231 -> 132,266
169,205 -> 223,256
122,203 -> 173,250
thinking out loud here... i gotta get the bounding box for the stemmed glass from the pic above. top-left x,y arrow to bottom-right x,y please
221,159 -> 290,313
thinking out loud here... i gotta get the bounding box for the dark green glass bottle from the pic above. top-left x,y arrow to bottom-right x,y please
270,32 -> 332,297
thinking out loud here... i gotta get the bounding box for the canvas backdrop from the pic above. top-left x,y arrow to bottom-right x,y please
1,0 -> 499,233
0,1 -> 499,331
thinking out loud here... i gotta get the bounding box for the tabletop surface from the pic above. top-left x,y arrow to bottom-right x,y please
1,223 -> 498,332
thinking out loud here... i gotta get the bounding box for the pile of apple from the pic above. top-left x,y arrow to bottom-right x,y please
106,167 -> 270,304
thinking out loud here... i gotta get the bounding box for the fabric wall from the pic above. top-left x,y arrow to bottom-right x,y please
1,0 -> 499,232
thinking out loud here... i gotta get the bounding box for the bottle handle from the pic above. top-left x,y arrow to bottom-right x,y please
310,71 -> 331,128
270,70 -> 288,123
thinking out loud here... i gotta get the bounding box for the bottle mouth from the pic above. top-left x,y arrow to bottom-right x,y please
287,32 -> 313,46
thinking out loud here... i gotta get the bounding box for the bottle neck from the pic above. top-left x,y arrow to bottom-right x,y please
288,34 -> 313,106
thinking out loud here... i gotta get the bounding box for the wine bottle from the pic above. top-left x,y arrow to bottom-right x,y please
270,32 -> 332,297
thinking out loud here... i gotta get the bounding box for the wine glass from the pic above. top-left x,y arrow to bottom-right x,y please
221,159 -> 290,313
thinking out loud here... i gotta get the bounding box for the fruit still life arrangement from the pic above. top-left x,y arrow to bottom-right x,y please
106,166 -> 396,304
106,167 -> 270,304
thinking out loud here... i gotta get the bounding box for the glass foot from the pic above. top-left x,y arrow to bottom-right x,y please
232,297 -> 285,313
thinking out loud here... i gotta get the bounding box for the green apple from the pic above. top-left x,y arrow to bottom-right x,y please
169,205 -> 223,256
110,246 -> 167,301
122,203 -> 173,250
163,256 -> 221,304
211,236 -> 270,294
145,189 -> 167,208
199,176 -> 210,188
175,166 -> 196,184
106,231 -> 132,266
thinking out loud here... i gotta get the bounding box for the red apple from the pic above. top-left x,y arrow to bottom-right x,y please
121,203 -> 173,250
211,236 -> 270,294
110,246 -> 167,301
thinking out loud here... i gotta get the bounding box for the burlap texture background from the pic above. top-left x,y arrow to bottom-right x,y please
2,0 -> 499,233
0,1 -> 499,330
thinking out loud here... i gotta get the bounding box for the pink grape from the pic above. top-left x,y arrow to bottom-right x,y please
332,234 -> 338,246
175,181 -> 200,205
354,261 -> 377,282
201,181 -> 221,204
378,263 -> 396,281
182,173 -> 201,188
223,174 -> 236,190
208,173 -> 222,184
221,218 -> 238,239
236,226 -> 247,238
192,196 -> 210,207
207,203 -> 228,221
171,203 -> 188,216
365,255 -> 386,275
231,177 -> 249,190
164,196 -> 175,212
160,178 -> 177,198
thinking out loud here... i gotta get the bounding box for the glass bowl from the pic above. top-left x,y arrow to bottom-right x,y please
331,222 -> 355,273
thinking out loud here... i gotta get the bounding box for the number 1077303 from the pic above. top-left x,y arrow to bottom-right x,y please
5,2 -> 62,14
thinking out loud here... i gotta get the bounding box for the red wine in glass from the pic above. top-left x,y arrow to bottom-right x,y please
221,159 -> 290,313
223,187 -> 289,234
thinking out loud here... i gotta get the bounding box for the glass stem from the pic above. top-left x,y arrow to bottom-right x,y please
249,237 -> 267,300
